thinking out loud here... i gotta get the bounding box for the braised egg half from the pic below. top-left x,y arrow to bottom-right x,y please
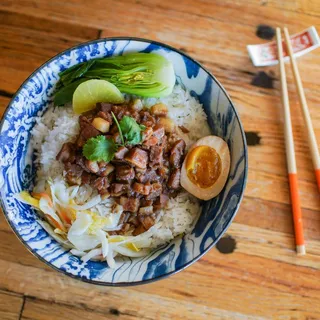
180,135 -> 230,200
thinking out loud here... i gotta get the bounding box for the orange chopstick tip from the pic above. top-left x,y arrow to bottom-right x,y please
296,245 -> 306,255
315,168 -> 320,192
288,173 -> 305,254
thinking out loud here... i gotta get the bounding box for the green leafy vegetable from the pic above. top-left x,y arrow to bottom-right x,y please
119,116 -> 146,145
54,79 -> 88,106
111,112 -> 125,145
54,53 -> 176,105
59,60 -> 95,87
82,135 -> 117,162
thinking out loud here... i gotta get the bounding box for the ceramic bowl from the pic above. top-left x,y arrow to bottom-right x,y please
0,38 -> 247,285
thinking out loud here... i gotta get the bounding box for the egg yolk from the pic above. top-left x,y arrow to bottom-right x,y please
185,145 -> 222,189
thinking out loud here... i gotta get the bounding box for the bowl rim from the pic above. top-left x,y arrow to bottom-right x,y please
0,36 -> 248,286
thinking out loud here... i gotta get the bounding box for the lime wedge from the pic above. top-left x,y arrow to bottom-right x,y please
73,79 -> 124,114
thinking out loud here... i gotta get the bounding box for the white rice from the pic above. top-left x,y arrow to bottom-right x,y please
32,107 -> 79,193
31,85 -> 211,248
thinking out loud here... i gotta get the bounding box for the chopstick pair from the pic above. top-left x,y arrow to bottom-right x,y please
276,27 -> 320,255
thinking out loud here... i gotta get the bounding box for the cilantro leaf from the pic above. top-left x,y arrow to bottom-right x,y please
82,135 -> 117,162
111,111 -> 125,145
119,116 -> 145,145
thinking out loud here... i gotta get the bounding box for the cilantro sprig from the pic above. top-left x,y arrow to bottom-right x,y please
111,112 -> 145,146
83,135 -> 117,162
83,114 -> 146,162
111,111 -> 125,145
120,116 -> 146,145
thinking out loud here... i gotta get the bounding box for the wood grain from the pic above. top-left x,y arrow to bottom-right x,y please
0,0 -> 320,319
21,296 -> 264,320
235,197 -> 320,241
0,96 -> 11,118
0,212 -> 12,233
0,8 -> 99,94
0,291 -> 24,320
232,0 -> 320,17
21,298 -> 132,320
1,248 -> 320,319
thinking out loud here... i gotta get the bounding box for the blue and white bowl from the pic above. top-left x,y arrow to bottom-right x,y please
0,38 -> 247,285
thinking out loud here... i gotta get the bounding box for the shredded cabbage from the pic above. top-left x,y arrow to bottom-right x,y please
37,220 -> 73,248
17,177 -> 153,268
69,185 -> 80,199
81,248 -> 102,263
14,191 -> 39,208
106,249 -> 116,268
97,230 -> 109,258
67,233 -> 101,252
70,249 -> 86,257
112,245 -> 150,258
69,212 -> 92,236
39,197 -> 64,229
70,194 -> 101,210
74,185 -> 93,203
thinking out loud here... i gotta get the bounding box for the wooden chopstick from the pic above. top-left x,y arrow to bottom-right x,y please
283,27 -> 320,193
276,28 -> 305,255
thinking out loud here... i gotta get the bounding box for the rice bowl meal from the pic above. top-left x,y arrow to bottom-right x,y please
15,52 -> 231,268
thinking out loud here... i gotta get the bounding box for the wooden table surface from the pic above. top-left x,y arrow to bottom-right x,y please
1,1 -> 320,319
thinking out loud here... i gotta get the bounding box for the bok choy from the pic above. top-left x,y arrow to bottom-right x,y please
54,53 -> 176,106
